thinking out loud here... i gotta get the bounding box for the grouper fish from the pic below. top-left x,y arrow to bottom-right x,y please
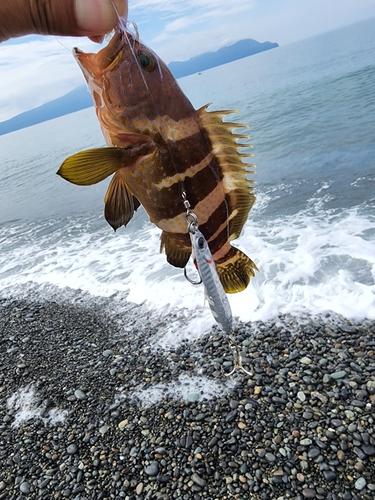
58,23 -> 258,293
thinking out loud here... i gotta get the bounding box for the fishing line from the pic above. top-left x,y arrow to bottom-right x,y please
107,4 -> 194,233
108,7 -> 221,208
54,36 -> 73,53
102,8 -> 252,376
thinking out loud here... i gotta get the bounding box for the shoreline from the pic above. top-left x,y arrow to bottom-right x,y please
1,295 -> 375,499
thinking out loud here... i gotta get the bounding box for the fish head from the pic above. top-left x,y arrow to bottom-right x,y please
73,24 -> 193,140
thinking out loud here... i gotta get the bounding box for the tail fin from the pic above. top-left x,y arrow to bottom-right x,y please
216,246 -> 258,293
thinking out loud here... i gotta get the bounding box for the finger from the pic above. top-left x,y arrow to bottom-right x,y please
0,0 -> 128,42
75,0 -> 128,36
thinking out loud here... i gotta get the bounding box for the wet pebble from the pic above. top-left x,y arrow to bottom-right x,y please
74,389 -> 86,400
18,481 -> 29,494
2,300 -> 375,500
66,444 -> 78,455
355,477 -> 366,490
302,488 -> 316,499
102,349 -> 113,357
144,462 -> 159,476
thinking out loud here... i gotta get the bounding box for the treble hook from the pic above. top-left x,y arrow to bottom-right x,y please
224,336 -> 253,377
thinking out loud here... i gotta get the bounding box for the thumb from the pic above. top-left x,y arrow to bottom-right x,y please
0,0 -> 127,42
76,0 -> 128,39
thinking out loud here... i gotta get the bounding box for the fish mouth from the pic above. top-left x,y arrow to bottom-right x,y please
74,27 -> 135,76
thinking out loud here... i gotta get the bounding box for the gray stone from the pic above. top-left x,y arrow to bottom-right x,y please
144,461 -> 159,476
208,436 -> 218,448
185,436 -> 193,448
307,448 -> 320,459
355,477 -> 366,490
66,444 -> 78,455
225,410 -> 237,422
20,482 -> 30,494
157,474 -> 169,483
289,351 -> 299,360
74,389 -> 86,400
362,445 -> 375,456
341,325 -> 357,333
351,399 -> 365,408
297,391 -> 306,402
323,470 -> 337,481
265,452 -> 276,462
272,396 -> 287,404
331,370 -> 346,379
302,488 -> 316,499
353,447 -> 366,460
191,473 -> 206,487
102,349 -> 113,357
39,478 -> 51,489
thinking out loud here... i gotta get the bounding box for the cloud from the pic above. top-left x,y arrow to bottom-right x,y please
143,0 -> 375,63
131,0 -> 242,15
149,2 -> 257,59
0,36 -> 99,122
0,0 -> 374,121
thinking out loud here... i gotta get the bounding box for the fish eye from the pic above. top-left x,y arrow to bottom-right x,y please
138,50 -> 156,72
198,237 -> 205,249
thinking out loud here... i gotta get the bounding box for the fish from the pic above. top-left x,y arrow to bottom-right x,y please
57,22 -> 258,293
188,227 -> 233,334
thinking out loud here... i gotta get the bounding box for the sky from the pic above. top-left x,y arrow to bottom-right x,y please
0,0 -> 375,123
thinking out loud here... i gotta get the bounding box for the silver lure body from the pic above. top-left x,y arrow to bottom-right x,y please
189,229 -> 233,334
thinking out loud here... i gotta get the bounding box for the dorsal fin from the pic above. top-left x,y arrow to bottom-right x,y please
198,104 -> 256,240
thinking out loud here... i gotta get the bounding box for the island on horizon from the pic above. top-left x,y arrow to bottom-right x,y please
0,37 -> 278,136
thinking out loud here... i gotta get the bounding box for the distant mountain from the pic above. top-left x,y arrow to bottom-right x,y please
169,38 -> 278,78
0,38 -> 278,135
0,86 -> 93,136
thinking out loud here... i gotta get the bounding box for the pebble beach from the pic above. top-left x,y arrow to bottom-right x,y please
1,295 -> 375,500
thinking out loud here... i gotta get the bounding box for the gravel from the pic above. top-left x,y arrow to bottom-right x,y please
1,294 -> 375,499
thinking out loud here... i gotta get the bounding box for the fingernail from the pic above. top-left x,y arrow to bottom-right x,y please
88,35 -> 105,44
76,0 -> 128,35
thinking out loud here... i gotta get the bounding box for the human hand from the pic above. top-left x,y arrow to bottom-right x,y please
0,0 -> 128,43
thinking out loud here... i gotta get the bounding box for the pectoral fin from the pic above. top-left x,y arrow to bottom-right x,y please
57,143 -> 155,186
104,173 -> 140,231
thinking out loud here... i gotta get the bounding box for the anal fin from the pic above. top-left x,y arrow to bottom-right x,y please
104,173 -> 140,231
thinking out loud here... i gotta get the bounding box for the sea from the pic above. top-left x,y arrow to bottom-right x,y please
1,18 -> 374,349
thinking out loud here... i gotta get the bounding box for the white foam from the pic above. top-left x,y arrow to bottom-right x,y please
0,192 -> 374,332
7,385 -> 68,428
120,374 -> 237,407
